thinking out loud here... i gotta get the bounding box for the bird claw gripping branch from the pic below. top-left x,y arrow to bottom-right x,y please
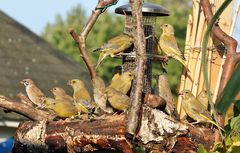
95,0 -> 119,13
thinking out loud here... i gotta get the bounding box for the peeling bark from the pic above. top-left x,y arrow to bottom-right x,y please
13,115 -> 133,153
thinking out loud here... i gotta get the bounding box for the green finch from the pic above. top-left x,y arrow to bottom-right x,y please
104,87 -> 130,112
92,76 -> 114,113
155,74 -> 175,117
68,79 -> 94,112
154,36 -> 167,73
109,71 -> 134,95
159,24 -> 187,68
93,33 -> 134,68
68,79 -> 91,102
20,78 -> 45,107
42,97 -> 78,118
51,86 -> 89,113
180,90 -> 222,130
51,87 -> 73,101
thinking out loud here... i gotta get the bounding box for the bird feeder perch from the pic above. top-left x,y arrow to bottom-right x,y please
115,2 -> 169,94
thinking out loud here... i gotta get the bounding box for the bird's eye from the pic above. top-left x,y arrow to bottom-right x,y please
72,80 -> 76,84
165,24 -> 168,27
24,81 -> 29,86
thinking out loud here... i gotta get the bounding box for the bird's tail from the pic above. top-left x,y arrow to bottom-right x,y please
200,113 -> 224,131
75,102 -> 89,114
174,55 -> 190,72
95,52 -> 109,69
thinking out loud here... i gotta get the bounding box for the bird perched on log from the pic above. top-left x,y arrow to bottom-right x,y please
42,97 -> 78,118
68,79 -> 95,113
109,71 -> 134,95
51,87 -> 73,101
104,87 -> 130,112
51,87 -> 89,113
155,74 -> 175,117
20,78 -> 45,107
158,24 -> 188,69
180,89 -> 223,130
93,33 -> 134,68
92,76 -> 114,113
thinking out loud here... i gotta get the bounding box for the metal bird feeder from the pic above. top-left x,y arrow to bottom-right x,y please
115,2 -> 169,93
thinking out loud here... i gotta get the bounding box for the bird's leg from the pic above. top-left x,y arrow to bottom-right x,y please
145,35 -> 153,40
190,121 -> 200,125
35,104 -> 45,109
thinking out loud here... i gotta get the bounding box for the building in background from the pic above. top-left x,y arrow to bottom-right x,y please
0,10 -> 92,152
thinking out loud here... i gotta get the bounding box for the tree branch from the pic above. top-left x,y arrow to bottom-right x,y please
201,0 -> 238,96
236,52 -> 240,63
69,0 -> 118,79
127,0 -> 147,136
0,95 -> 56,121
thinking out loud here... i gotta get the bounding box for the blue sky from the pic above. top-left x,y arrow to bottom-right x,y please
0,0 -> 127,35
0,0 -> 239,50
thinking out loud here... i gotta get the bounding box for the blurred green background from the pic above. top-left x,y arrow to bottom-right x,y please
42,0 -> 191,95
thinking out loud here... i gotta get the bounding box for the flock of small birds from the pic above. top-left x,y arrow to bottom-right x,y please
20,71 -> 134,119
18,23 -> 220,129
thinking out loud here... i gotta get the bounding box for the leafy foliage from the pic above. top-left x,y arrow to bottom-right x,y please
42,2 -> 191,94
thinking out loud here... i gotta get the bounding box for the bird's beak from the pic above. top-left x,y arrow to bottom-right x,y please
160,25 -> 163,29
178,92 -> 184,96
20,80 -> 24,84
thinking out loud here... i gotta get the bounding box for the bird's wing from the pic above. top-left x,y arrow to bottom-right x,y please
111,73 -> 121,82
160,34 -> 182,57
191,99 -> 212,119
75,89 -> 91,102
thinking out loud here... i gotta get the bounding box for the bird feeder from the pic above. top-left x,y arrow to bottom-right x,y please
115,2 -> 169,93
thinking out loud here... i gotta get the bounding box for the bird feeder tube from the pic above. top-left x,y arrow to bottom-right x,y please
115,2 -> 170,94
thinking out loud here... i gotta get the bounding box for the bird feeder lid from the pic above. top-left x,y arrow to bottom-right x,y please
115,2 -> 170,16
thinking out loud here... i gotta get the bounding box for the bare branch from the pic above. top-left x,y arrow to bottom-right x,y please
16,92 -> 34,107
236,52 -> 240,62
69,0 -> 118,79
127,0 -> 147,136
201,0 -> 238,127
0,95 -> 56,121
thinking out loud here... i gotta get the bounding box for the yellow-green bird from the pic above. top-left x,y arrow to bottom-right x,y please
159,24 -> 187,68
104,87 -> 130,112
94,33 -> 134,68
51,86 -> 89,114
180,90 -> 223,130
51,87 -> 73,101
68,79 -> 94,113
109,71 -> 134,95
68,79 -> 91,102
42,97 -> 78,118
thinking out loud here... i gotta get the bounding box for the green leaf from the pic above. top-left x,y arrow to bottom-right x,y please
201,0 -> 232,129
216,65 -> 240,114
230,114 -> 240,130
227,141 -> 240,153
209,142 -> 226,153
197,144 -> 208,153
